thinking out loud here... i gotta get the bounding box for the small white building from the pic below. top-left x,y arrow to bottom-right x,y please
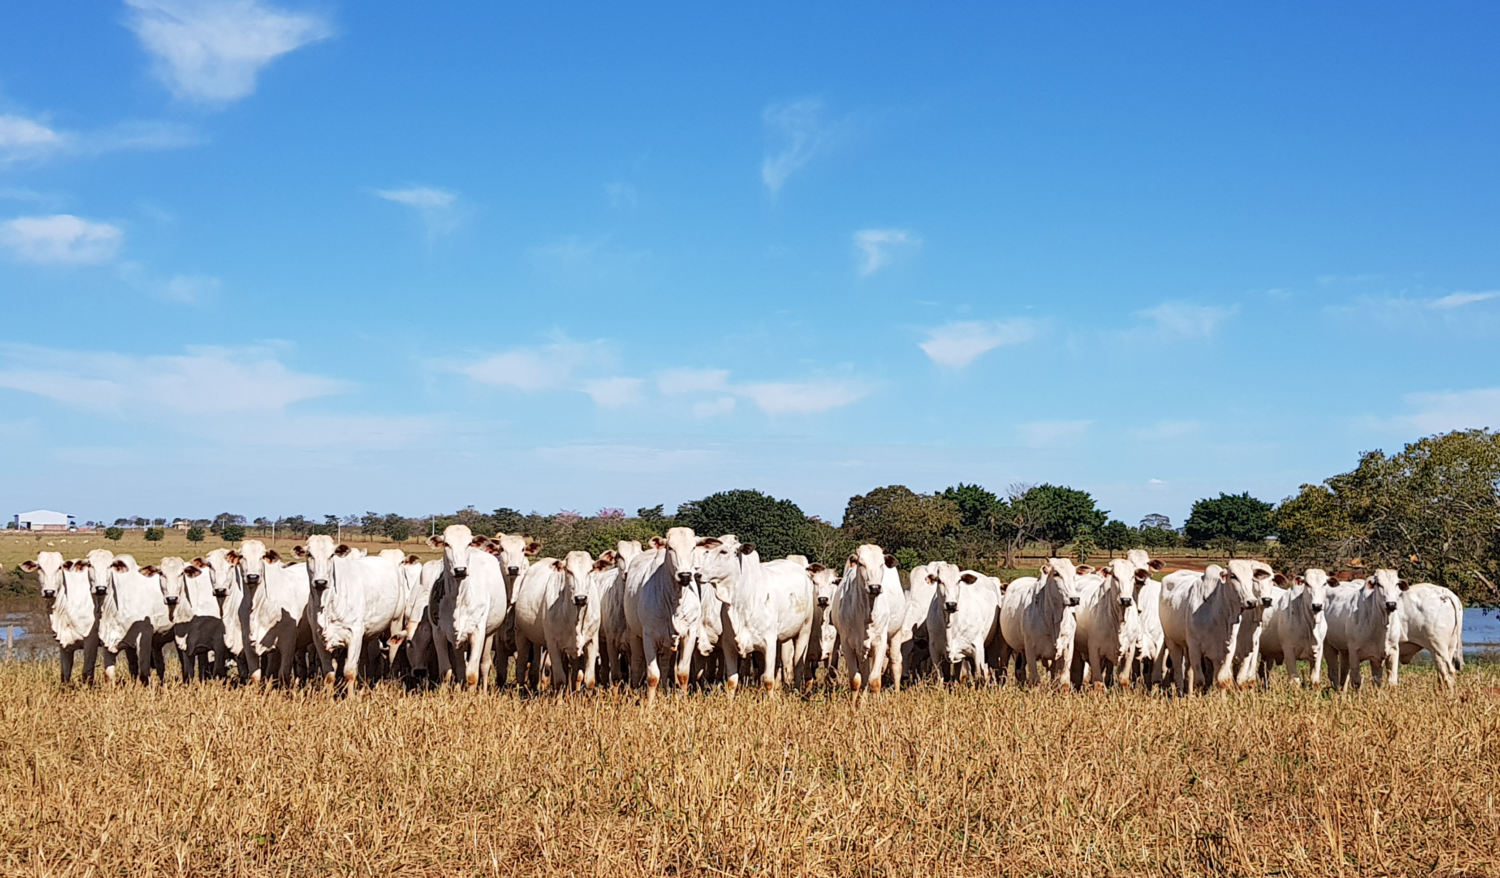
13,510 -> 75,532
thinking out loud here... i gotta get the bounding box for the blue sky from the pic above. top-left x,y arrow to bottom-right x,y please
2,2 -> 1498,526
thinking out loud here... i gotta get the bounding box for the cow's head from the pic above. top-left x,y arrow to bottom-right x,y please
1367,568 -> 1406,613
1039,558 -> 1084,607
1101,558 -> 1151,608
21,551 -> 64,599
428,524 -> 484,582
84,548 -> 119,596
809,562 -> 838,609
561,551 -> 598,609
663,527 -> 700,586
1225,560 -> 1272,610
695,536 -> 756,604
930,562 -> 967,614
488,532 -> 540,580
157,557 -> 191,615
1297,568 -> 1333,613
847,544 -> 896,597
237,539 -> 271,588
293,534 -> 342,591
614,540 -> 643,569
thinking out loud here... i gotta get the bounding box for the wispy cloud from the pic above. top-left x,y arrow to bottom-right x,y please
0,343 -> 349,415
1429,291 -> 1498,310
124,0 -> 333,104
1016,419 -> 1091,447
581,376 -> 645,408
692,396 -> 736,419
738,379 -> 870,415
0,214 -> 123,264
535,443 -> 723,475
119,261 -> 221,303
0,114 -> 200,166
919,319 -> 1037,369
0,114 -> 64,164
1392,388 -> 1500,434
853,228 -> 919,277
1131,420 -> 1201,442
1136,301 -> 1236,336
458,338 -> 614,394
373,186 -> 461,240
761,98 -> 847,194
657,368 -> 730,395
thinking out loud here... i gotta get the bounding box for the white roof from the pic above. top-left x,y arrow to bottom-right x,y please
16,509 -> 70,518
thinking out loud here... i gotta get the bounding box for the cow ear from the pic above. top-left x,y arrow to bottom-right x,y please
1040,563 -> 1053,576
140,565 -> 159,577
1366,580 -> 1376,589
883,554 -> 897,569
191,557 -> 207,568
183,565 -> 201,578
1133,568 -> 1149,581
650,537 -> 667,550
426,536 -> 446,549
551,558 -> 565,572
807,562 -> 825,574
226,550 -> 242,564
20,560 -> 38,572
264,550 -> 281,563
110,559 -> 127,571
469,536 -> 488,548
1253,568 -> 1272,580
960,572 -> 978,584
405,554 -> 421,565
333,544 -> 352,557
1272,573 -> 1288,585
697,538 -> 722,549
292,545 -> 307,558
1148,559 -> 1164,570
738,542 -> 755,556
525,541 -> 541,556
1076,565 -> 1094,576
847,554 -> 858,567
1398,579 -> 1410,591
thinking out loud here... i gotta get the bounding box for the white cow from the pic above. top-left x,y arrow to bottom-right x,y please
100,560 -> 174,685
926,562 -> 1001,684
1158,565 -> 1260,694
623,527 -> 703,701
23,552 -> 102,684
81,549 -> 133,680
805,562 -> 841,683
1122,551 -> 1168,686
426,524 -> 508,689
901,563 -> 939,681
1257,568 -> 1331,686
600,539 -> 646,686
695,536 -> 815,693
831,544 -> 909,702
486,532 -> 541,687
159,556 -> 225,681
390,558 -> 443,682
295,535 -> 402,686
234,541 -> 313,685
194,547 -> 248,681
1072,556 -> 1156,689
997,559 -> 1085,687
1398,583 -> 1465,692
1324,569 -> 1405,690
1227,560 -> 1280,687
540,551 -> 607,692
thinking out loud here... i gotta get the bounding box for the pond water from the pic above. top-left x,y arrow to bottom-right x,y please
1464,607 -> 1500,653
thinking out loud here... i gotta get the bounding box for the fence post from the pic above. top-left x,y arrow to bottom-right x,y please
5,626 -> 12,661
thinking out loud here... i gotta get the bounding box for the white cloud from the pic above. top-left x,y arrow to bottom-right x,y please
761,98 -> 846,194
117,261 -> 221,304
1016,419 -> 1091,447
1147,478 -> 1167,487
657,368 -> 730,395
919,319 -> 1037,369
534,443 -> 722,475
1136,302 -> 1236,336
1132,420 -> 1201,442
1429,291 -> 1498,310
0,115 -> 64,163
738,379 -> 869,415
853,228 -> 919,277
581,377 -> 645,408
1393,388 -> 1500,434
125,0 -> 333,104
0,214 -> 123,264
373,186 -> 461,239
0,344 -> 349,415
692,396 -> 736,419
459,338 -> 612,394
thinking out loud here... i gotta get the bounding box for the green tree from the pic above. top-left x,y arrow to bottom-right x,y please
220,524 -> 246,543
804,517 -> 855,567
386,519 -> 412,542
675,489 -> 813,560
1184,492 -> 1274,556
1015,484 -> 1107,556
1139,513 -> 1172,531
104,527 -> 124,542
636,504 -> 667,527
842,485 -> 960,560
1099,520 -> 1131,557
144,527 -> 164,543
1072,530 -> 1097,564
185,525 -> 205,543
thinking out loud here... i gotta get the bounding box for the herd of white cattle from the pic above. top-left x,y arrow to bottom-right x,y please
22,524 -> 1468,699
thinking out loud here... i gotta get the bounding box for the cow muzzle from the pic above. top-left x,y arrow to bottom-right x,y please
313,578 -> 328,590
508,566 -> 521,576
1311,603 -> 1324,612
213,588 -> 228,598
677,572 -> 693,586
867,584 -> 882,596
1119,596 -> 1133,607
816,596 -> 830,608
245,574 -> 261,586
93,586 -> 107,596
452,567 -> 468,580
573,595 -> 588,607
1067,596 -> 1080,607
1261,597 -> 1273,608
1384,601 -> 1398,613
42,589 -> 56,599
164,596 -> 179,606
944,601 -> 958,613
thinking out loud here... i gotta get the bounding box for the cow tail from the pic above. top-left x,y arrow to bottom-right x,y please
1448,595 -> 1464,671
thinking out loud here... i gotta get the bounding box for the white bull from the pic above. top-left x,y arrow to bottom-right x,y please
997,558 -> 1084,687
1398,582 -> 1464,692
695,536 -> 814,693
831,544 -> 909,702
1324,569 -> 1405,690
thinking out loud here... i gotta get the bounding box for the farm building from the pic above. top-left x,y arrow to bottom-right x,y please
12,510 -> 75,532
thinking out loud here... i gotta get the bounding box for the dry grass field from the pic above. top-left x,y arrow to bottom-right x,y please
2,662 -> 1498,877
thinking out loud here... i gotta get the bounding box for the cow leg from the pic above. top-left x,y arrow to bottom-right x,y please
643,634 -> 663,702
1346,650 -> 1361,691
343,637 -> 363,689
720,636 -> 740,696
463,631 -> 484,689
545,637 -> 565,691
59,645 -> 74,686
81,635 -> 99,686
673,630 -> 696,693
478,634 -> 496,691
582,639 -> 599,691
